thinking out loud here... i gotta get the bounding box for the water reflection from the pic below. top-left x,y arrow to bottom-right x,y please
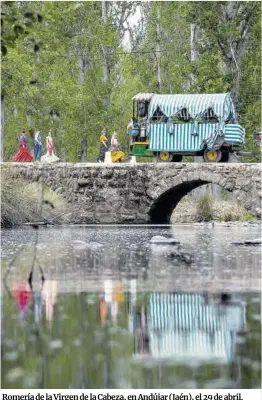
4,278 -> 58,327
13,281 -> 32,321
99,280 -> 125,324
1,225 -> 261,292
130,293 -> 246,363
42,280 -> 59,325
1,280 -> 261,389
1,225 -> 261,388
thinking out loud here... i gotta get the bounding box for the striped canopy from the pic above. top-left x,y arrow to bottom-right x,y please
147,293 -> 245,361
146,93 -> 236,121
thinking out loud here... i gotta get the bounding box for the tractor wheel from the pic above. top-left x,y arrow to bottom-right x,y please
157,151 -> 173,162
203,150 -> 222,163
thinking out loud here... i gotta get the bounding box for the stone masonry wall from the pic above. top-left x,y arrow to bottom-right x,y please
2,162 -> 261,223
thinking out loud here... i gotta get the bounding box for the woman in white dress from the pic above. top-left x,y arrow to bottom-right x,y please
41,131 -> 60,163
110,132 -> 124,162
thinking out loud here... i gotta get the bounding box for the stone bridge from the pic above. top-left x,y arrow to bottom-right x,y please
2,162 -> 261,223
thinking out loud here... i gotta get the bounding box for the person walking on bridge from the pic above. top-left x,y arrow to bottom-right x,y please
97,128 -> 108,162
34,130 -> 43,161
41,130 -> 60,163
13,129 -> 33,162
110,132 -> 124,163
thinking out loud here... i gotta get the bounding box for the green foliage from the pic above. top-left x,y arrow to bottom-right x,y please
2,1 -> 261,162
196,194 -> 213,222
217,206 -> 257,222
219,212 -> 238,222
239,211 -> 257,223
1,1 -> 44,56
221,189 -> 227,201
183,156 -> 194,163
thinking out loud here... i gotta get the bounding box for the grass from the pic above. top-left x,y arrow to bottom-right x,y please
218,205 -> 257,222
172,196 -> 258,223
239,211 -> 257,223
1,170 -> 68,227
196,194 -> 213,222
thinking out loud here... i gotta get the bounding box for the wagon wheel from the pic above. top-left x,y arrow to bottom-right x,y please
203,149 -> 222,163
157,151 -> 173,162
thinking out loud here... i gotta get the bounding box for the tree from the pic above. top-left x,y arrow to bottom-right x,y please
2,1 -> 261,162
1,1 -> 44,161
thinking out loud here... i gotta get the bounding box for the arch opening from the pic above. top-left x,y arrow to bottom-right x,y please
149,180 -> 210,224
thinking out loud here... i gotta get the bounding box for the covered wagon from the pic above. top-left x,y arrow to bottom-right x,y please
128,93 -> 246,162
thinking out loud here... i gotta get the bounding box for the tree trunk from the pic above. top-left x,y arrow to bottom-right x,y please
75,41 -> 92,85
78,52 -> 85,85
190,23 -> 197,84
80,139 -> 87,162
26,112 -> 34,141
216,2 -> 258,99
156,7 -> 161,91
74,40 -> 90,160
1,94 -> 4,162
102,0 -> 110,107
59,116 -> 66,162
185,23 -> 198,91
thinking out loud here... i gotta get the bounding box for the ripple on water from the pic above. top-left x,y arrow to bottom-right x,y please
241,358 -> 261,370
176,380 -> 198,389
4,352 -> 19,361
73,338 -> 81,347
251,297 -> 261,303
235,336 -> 246,345
49,339 -> 63,350
23,374 -> 38,388
3,338 -> 16,348
6,367 -> 24,383
58,313 -> 67,321
94,354 -> 104,363
204,379 -> 236,389
252,314 -> 261,322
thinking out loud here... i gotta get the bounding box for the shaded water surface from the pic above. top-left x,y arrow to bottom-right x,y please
1,225 -> 261,389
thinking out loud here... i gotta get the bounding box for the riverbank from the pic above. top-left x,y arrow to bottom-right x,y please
171,198 -> 258,224
1,170 -> 68,227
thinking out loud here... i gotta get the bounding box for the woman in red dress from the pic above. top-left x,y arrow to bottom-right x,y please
13,281 -> 32,320
13,130 -> 33,162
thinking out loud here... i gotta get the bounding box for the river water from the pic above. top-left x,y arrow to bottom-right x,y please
1,225 -> 261,389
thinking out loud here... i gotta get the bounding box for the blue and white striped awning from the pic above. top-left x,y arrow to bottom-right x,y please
149,293 -> 245,332
147,93 -> 236,121
147,293 -> 245,361
148,123 -> 245,152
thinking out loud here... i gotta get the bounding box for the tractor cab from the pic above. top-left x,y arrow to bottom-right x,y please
128,93 -> 154,155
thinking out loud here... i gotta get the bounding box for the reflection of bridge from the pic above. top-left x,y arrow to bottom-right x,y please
131,293 -> 246,362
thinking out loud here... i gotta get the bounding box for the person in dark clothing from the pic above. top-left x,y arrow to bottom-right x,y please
97,128 -> 108,162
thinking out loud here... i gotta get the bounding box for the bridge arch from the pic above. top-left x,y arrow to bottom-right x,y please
149,180 -> 210,223
147,166 -> 253,224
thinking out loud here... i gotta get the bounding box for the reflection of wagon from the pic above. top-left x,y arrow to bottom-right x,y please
129,93 -> 247,162
131,293 -> 246,362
